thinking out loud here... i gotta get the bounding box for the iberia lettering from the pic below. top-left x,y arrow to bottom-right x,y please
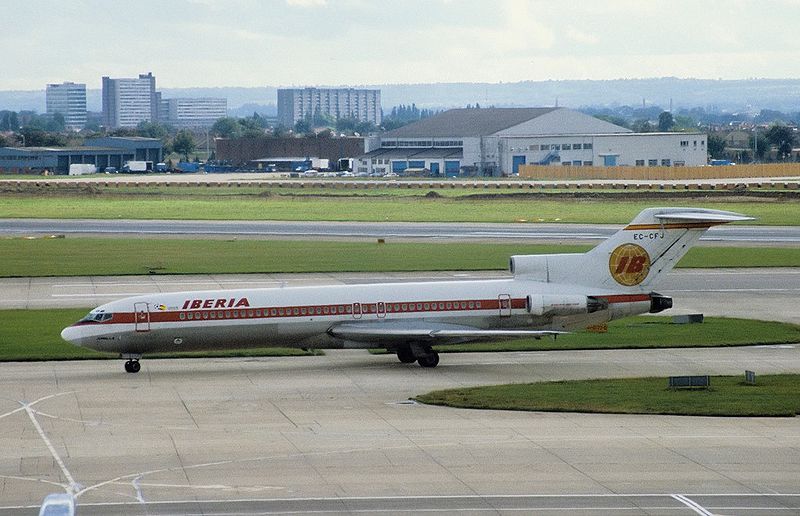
181,297 -> 250,310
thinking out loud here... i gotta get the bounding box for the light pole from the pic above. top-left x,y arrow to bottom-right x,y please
19,133 -> 25,147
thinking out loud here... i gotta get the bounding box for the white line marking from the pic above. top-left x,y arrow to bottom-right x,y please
22,402 -> 78,494
672,494 -> 714,516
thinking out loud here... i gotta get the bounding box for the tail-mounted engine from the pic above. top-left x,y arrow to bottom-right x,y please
526,295 -> 608,316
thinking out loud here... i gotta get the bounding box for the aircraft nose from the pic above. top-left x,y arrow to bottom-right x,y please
61,325 -> 83,346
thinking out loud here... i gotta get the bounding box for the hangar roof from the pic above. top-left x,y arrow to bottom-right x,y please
383,107 -> 632,138
384,108 -> 559,138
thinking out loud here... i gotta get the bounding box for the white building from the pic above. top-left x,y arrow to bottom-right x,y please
45,82 -> 87,130
278,88 -> 381,128
357,108 -> 707,176
102,72 -> 157,128
163,98 -> 227,128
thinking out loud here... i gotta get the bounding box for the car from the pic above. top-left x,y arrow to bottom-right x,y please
104,166 -> 117,173
38,493 -> 75,516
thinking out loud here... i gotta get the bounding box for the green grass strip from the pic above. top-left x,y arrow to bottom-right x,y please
414,374 -> 800,417
390,316 -> 800,353
1,239 -> 799,277
1,196 -> 798,225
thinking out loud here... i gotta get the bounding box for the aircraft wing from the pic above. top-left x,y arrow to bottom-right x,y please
329,323 -> 564,343
653,209 -> 754,223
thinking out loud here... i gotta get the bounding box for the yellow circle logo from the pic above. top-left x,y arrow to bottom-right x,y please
609,244 -> 651,286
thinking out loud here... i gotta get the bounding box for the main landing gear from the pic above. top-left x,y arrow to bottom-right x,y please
123,354 -> 142,373
396,344 -> 440,368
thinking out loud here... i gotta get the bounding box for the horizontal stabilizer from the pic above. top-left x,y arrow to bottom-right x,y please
653,210 -> 754,223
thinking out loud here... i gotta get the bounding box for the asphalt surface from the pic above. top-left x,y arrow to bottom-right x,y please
3,218 -> 800,244
1,347 -> 799,515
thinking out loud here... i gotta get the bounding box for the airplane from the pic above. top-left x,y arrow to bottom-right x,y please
61,207 -> 752,373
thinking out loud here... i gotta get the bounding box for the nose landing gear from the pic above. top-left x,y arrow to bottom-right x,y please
122,354 -> 142,373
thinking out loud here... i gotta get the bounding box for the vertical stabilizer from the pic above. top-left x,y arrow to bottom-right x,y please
511,207 -> 753,291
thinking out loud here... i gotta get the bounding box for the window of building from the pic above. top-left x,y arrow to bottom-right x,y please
583,143 -> 593,150
540,144 -> 550,151
572,160 -> 582,166
661,159 -> 671,166
573,143 -> 583,149
680,141 -> 689,147
583,161 -> 593,166
551,144 -> 560,150
635,159 -> 645,166
674,161 -> 685,166
648,159 -> 658,166
562,162 -> 571,166
561,143 -> 571,150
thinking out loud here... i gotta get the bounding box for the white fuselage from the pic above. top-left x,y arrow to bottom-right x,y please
61,277 -> 651,355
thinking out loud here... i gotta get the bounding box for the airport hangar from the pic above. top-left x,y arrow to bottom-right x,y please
356,107 -> 708,177
0,137 -> 163,175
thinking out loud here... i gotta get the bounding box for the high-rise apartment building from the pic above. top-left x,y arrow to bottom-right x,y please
101,72 -> 157,128
45,82 -> 87,130
277,88 -> 381,128
164,98 -> 227,128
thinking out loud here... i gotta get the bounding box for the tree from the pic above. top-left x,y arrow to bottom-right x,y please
211,117 -> 242,139
657,111 -> 675,132
137,121 -> 169,140
172,130 -> 196,161
294,118 -> 311,134
764,123 -> 796,161
707,134 -> 726,159
750,133 -> 769,162
632,119 -> 654,133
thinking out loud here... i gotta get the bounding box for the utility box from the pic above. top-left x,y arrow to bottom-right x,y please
673,314 -> 704,324
669,375 -> 710,389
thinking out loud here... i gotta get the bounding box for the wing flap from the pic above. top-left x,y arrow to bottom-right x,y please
329,324 -> 564,342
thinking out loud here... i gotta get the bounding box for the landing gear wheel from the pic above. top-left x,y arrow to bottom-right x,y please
124,360 -> 141,373
396,347 -> 417,363
417,352 -> 440,368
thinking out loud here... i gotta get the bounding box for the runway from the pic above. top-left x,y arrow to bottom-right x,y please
3,268 -> 800,324
1,347 -> 799,515
2,218 -> 800,244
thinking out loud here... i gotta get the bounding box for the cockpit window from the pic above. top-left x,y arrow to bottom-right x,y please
79,312 -> 113,323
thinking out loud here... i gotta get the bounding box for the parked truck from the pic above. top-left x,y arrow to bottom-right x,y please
122,161 -> 153,173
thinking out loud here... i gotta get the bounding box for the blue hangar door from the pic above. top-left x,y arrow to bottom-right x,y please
512,155 -> 526,174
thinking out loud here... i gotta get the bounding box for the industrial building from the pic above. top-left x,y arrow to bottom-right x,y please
356,108 -> 707,176
45,82 -> 87,130
102,72 -> 158,128
216,136 -> 363,171
278,88 -> 381,128
0,137 -> 162,175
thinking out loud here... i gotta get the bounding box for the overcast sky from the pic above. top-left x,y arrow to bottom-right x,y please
4,0 -> 800,90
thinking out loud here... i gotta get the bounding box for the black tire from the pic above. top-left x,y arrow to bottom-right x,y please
396,347 -> 416,363
124,361 -> 132,373
126,360 -> 141,373
418,352 -> 439,368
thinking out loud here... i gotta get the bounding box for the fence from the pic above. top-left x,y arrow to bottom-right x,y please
518,163 -> 800,180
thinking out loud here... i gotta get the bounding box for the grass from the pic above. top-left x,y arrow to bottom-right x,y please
401,316 -> 800,353
414,374 -> 800,417
1,238 -> 799,278
1,195 -> 799,225
0,309 -> 315,362
2,311 -> 798,363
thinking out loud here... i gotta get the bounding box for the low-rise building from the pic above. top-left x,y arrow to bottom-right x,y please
356,108 -> 707,176
0,137 -> 162,175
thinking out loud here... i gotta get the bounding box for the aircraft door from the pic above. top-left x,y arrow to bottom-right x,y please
134,302 -> 151,332
352,302 -> 362,319
498,294 -> 512,318
376,302 -> 386,318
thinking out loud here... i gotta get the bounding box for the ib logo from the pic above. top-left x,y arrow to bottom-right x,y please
609,244 -> 651,286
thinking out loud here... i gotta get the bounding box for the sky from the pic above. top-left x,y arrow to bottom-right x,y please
4,0 -> 800,90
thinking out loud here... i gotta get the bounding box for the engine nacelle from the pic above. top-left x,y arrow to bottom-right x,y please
526,294 -> 608,316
